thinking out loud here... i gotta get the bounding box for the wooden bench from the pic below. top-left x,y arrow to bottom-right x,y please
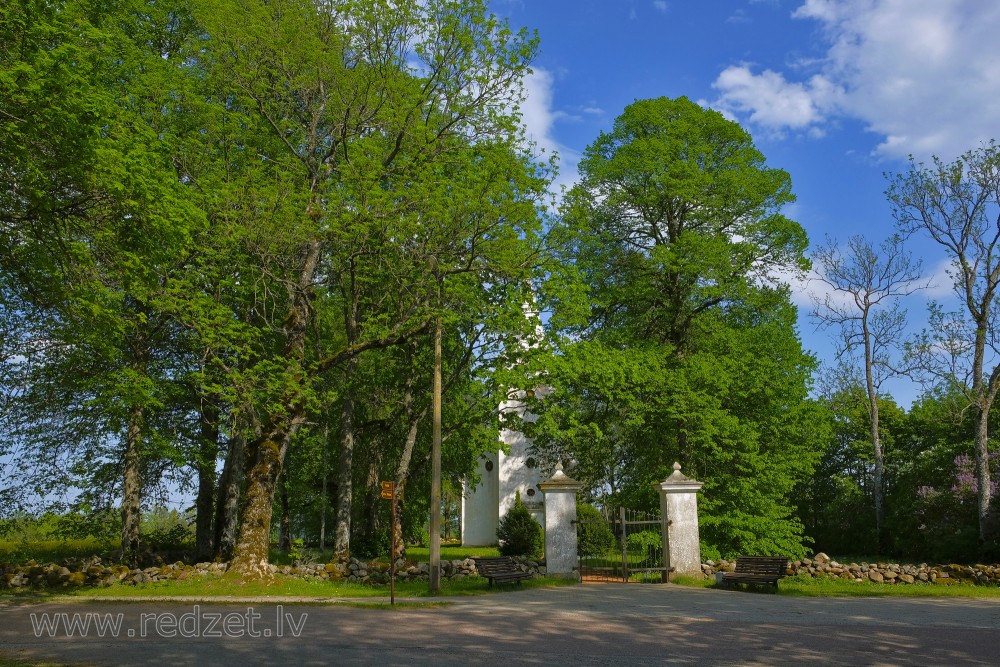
473,556 -> 533,587
720,556 -> 788,590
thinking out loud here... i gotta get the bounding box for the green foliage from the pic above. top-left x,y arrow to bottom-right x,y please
497,495 -> 543,558
699,542 -> 722,564
287,538 -> 305,562
0,0 -> 550,573
0,538 -> 112,565
143,523 -> 195,552
52,510 -> 122,544
352,530 -> 391,561
576,503 -> 615,556
625,530 -> 662,567
537,97 -> 820,560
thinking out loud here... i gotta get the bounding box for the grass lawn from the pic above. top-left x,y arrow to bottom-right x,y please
7,540 -> 1000,600
777,574 -> 1000,598
671,573 -> 1000,598
50,572 -> 996,600
0,572 -> 574,600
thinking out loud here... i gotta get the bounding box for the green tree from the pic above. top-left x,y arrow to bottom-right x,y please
798,387 -> 908,556
538,97 -> 820,558
177,0 -> 543,576
0,0 -> 205,563
888,385 -> 1000,561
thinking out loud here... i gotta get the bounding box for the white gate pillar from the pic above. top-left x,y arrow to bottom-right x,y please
655,462 -> 705,580
539,462 -> 584,579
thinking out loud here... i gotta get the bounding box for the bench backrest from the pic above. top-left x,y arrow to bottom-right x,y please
473,557 -> 519,575
734,556 -> 788,575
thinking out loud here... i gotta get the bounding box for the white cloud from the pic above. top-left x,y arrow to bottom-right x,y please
520,68 -> 562,159
922,257 -> 959,299
727,9 -> 750,24
652,1 -> 668,14
518,68 -> 582,197
712,66 -> 843,134
712,0 -> 1000,161
773,264 -> 814,309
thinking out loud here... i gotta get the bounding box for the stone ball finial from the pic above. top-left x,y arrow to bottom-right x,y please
673,461 -> 682,472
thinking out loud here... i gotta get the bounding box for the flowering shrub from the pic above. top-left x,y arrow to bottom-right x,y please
915,453 -> 1000,562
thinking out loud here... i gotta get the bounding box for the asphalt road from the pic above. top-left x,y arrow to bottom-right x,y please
2,583 -> 999,666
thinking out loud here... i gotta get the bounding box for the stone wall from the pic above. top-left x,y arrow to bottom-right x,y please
701,552 -> 1000,586
1,555 -> 545,590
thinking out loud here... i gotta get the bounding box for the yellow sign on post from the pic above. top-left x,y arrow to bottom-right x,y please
380,480 -> 397,605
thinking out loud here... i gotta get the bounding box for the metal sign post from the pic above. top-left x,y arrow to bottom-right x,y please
380,481 -> 395,605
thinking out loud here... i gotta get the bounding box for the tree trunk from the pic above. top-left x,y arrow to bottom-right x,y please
320,419 -> 328,552
429,312 -> 442,593
391,483 -> 406,559
279,468 -> 291,553
972,321 -> 995,546
975,402 -> 993,542
863,320 -> 885,554
195,400 -> 220,561
392,359 -> 427,558
332,260 -> 360,562
228,433 -> 285,579
332,358 -> 357,561
121,403 -> 144,566
228,239 -> 320,577
214,420 -> 247,562
361,440 -> 383,547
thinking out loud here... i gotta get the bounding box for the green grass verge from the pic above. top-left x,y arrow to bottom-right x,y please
669,573 -> 1000,598
777,574 -> 1000,598
0,659 -> 89,667
0,573 -> 574,600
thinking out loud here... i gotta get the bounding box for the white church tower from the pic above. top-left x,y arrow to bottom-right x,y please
461,303 -> 547,546
461,388 -> 547,546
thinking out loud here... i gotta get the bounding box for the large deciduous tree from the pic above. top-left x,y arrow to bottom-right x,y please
1,0 -> 548,575
0,0 -> 205,564
179,0 -> 542,576
538,96 -> 821,558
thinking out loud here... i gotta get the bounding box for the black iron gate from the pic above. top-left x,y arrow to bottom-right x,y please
576,507 -> 666,583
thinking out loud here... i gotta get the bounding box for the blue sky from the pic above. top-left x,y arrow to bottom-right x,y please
492,0 -> 1000,406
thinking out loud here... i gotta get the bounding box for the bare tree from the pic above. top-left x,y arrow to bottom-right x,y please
888,142 -> 1000,547
811,234 -> 926,551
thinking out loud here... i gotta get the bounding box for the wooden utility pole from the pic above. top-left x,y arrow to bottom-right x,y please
429,310 -> 442,594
